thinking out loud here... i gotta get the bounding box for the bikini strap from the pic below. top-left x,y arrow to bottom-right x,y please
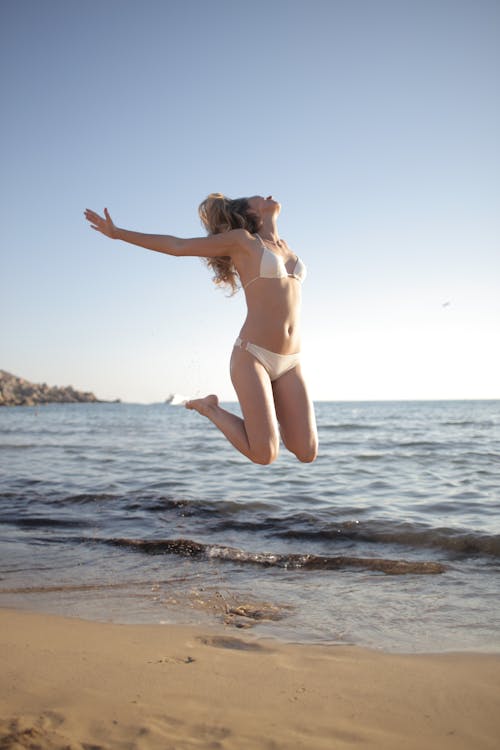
254,232 -> 267,249
242,234 -> 266,289
242,275 -> 258,290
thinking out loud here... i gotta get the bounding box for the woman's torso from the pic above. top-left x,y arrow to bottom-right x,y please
235,234 -> 306,354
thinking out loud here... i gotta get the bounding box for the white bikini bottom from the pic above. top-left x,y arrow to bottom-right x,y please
233,337 -> 300,382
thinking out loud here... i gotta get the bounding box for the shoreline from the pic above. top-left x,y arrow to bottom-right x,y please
1,607 -> 499,749
4,591 -> 500,656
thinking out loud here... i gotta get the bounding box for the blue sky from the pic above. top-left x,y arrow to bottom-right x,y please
1,0 -> 499,402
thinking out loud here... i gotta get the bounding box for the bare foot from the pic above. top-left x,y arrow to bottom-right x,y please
185,394 -> 219,417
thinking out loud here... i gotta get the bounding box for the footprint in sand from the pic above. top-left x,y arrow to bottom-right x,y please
148,655 -> 195,664
197,635 -> 267,651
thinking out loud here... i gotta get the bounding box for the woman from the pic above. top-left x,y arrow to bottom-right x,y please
84,194 -> 318,465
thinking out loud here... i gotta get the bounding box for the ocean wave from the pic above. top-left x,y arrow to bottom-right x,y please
320,423 -> 379,431
94,536 -> 446,575
2,516 -> 92,529
272,519 -> 500,557
441,420 -> 496,427
2,489 -> 499,559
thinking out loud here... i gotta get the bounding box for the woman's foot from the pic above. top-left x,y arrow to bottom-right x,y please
185,394 -> 219,417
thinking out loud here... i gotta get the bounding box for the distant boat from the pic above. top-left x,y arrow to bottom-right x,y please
165,393 -> 190,406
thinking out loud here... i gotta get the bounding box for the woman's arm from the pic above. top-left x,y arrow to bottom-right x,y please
84,208 -> 249,258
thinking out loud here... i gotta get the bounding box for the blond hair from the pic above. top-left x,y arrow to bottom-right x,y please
198,193 -> 262,294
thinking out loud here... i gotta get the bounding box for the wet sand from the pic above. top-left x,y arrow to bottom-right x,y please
1,608 -> 499,749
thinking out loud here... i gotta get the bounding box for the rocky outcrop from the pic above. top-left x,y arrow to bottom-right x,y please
0,370 -> 107,407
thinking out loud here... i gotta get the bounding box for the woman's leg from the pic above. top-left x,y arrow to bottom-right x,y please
185,346 -> 280,465
271,364 -> 318,462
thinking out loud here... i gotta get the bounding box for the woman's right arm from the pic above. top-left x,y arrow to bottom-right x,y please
84,208 -> 250,258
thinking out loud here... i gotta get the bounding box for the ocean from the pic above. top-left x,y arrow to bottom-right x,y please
0,400 -> 499,653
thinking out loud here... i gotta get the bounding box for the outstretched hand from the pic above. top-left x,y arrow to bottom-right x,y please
84,207 -> 117,239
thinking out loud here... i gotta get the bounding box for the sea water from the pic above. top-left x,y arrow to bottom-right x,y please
0,400 -> 499,653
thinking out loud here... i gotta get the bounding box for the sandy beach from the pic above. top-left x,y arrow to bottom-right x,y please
0,609 -> 499,749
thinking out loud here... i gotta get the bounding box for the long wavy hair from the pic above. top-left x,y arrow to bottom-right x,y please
198,193 -> 262,294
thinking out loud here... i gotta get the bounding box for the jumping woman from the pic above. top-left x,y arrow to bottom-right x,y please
84,194 -> 318,465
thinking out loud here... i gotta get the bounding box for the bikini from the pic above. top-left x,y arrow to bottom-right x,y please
233,234 -> 307,382
242,234 -> 307,290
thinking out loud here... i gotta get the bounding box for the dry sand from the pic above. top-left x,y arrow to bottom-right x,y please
1,608 -> 499,749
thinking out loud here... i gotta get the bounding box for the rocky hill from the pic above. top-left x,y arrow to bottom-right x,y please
0,370 -> 105,407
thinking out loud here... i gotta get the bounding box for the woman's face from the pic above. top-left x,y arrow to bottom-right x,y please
247,195 -> 281,218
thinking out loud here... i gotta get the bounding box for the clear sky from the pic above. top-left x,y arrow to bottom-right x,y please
1,0 -> 499,402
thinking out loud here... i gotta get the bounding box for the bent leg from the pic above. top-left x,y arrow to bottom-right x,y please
272,364 -> 318,462
186,347 -> 280,465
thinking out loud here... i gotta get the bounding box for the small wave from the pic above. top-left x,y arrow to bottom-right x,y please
373,526 -> 500,558
95,536 -> 446,575
3,489 -> 498,560
441,420 -> 495,427
1,516 -> 92,530
0,443 -> 43,450
321,423 -> 379,432
397,441 -> 444,449
0,581 -> 139,595
274,520 -> 500,558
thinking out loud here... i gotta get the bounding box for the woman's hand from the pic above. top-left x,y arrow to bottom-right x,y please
84,207 -> 118,239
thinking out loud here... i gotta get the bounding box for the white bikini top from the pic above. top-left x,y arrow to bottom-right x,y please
243,234 -> 307,290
